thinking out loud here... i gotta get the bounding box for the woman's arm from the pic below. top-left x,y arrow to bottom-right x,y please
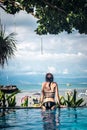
55,83 -> 66,108
55,83 -> 60,106
40,83 -> 44,103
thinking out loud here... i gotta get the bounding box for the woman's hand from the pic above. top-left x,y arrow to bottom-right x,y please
59,105 -> 66,108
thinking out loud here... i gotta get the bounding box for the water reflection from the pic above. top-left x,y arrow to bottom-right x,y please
0,111 -> 16,129
41,109 -> 60,130
67,108 -> 77,123
41,108 -> 79,130
58,108 -> 78,130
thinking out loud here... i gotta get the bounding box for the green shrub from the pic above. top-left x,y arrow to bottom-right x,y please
66,89 -> 84,107
61,89 -> 84,107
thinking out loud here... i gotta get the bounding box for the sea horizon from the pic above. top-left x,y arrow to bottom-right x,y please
0,74 -> 87,91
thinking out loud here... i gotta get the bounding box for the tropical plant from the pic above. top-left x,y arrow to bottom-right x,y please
59,96 -> 66,106
0,90 -> 19,107
6,90 -> 20,107
6,95 -> 16,107
56,89 -> 84,108
0,20 -> 17,68
0,90 -> 5,107
0,0 -> 87,35
65,89 -> 84,107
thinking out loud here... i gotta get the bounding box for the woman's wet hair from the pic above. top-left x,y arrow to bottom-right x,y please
45,73 -> 54,82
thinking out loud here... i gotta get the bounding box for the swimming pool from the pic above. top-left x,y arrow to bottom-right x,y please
0,108 -> 87,130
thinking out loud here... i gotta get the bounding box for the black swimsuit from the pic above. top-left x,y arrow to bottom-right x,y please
42,91 -> 56,109
42,82 -> 56,110
42,101 -> 56,110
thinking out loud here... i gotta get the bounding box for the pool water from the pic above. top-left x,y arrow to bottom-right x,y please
0,108 -> 87,130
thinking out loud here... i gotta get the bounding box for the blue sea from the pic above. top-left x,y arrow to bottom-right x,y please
0,74 -> 87,91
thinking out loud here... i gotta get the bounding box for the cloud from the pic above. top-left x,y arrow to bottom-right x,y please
47,66 -> 56,74
1,9 -> 37,28
5,48 -> 87,77
0,9 -> 87,77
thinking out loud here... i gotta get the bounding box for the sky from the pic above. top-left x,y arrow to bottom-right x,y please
0,8 -> 87,78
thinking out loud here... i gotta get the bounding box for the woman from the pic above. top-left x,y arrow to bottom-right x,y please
40,73 -> 61,110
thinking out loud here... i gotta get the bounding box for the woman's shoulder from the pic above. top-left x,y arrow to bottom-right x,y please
52,82 -> 58,86
42,82 -> 47,86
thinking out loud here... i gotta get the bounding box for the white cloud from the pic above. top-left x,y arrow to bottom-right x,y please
47,66 -> 56,74
1,9 -> 87,77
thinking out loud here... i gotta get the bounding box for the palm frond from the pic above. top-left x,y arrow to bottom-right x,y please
0,21 -> 17,67
75,98 -> 84,107
6,90 -> 20,100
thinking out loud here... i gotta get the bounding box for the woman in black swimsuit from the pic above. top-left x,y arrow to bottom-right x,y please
40,73 -> 61,110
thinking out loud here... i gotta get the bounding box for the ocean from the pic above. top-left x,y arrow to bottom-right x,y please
0,74 -> 87,92
1,74 -> 87,106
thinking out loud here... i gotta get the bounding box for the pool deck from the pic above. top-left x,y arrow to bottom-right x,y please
0,106 -> 41,109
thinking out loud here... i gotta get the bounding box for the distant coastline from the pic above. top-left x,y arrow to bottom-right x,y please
0,75 -> 87,88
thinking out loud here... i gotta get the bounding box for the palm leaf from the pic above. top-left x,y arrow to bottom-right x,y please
75,98 -> 84,107
8,96 -> 16,107
60,96 -> 66,105
72,89 -> 77,103
65,89 -> 84,107
6,90 -> 20,100
0,20 -> 17,67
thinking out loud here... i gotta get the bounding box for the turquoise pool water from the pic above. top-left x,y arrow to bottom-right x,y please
0,108 -> 87,130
